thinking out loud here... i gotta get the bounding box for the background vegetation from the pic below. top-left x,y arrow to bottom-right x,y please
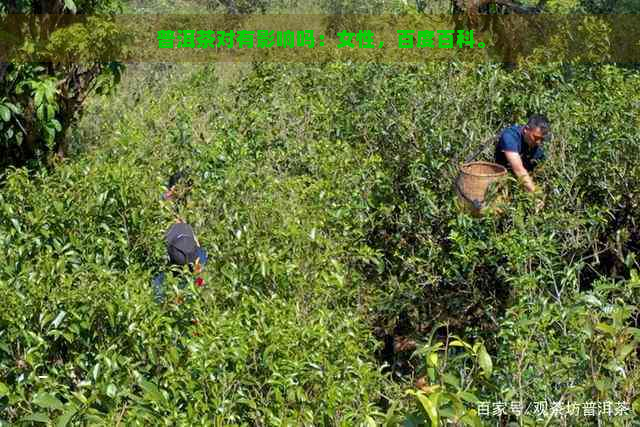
1,0 -> 639,425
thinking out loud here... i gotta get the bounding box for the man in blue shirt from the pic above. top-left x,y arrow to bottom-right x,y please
495,115 -> 550,193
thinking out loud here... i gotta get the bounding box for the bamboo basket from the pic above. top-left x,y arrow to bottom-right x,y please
455,161 -> 507,215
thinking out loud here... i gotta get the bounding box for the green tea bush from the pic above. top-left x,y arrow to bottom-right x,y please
0,63 -> 396,425
210,60 -> 640,424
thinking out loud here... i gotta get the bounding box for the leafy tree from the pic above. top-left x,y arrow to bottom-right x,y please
445,0 -> 638,66
0,0 -> 125,169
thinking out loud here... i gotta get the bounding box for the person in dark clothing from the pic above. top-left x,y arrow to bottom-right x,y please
165,221 -> 207,267
162,169 -> 193,202
151,220 -> 207,303
495,115 -> 550,193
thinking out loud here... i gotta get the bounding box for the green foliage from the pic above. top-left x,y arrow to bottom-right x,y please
406,333 -> 488,426
525,16 -> 614,64
544,0 -> 581,12
579,0 -> 640,13
15,76 -> 61,149
1,0 -> 123,14
0,63 -> 393,424
0,0 -> 125,169
217,60 -> 640,424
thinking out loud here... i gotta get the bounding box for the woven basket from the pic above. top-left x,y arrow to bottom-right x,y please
456,161 -> 507,214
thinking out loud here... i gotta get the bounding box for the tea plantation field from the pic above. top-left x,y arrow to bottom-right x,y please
1,42 -> 640,427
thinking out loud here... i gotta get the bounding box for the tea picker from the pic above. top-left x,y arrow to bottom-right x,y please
153,166 -> 207,303
153,120 -> 209,301
493,115 -> 550,194
151,220 -> 208,303
455,114 -> 550,215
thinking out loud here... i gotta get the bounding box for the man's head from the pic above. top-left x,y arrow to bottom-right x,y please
522,115 -> 550,148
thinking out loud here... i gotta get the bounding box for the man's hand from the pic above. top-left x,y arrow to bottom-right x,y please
503,151 -> 536,192
532,182 -> 545,212
194,257 -> 202,274
163,189 -> 175,201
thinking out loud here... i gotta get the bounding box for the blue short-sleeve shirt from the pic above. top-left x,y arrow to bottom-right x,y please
494,125 -> 545,172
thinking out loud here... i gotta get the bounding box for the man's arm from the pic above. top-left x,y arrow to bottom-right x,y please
504,151 -> 536,192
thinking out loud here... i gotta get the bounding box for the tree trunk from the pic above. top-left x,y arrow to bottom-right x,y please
0,62 -> 8,83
